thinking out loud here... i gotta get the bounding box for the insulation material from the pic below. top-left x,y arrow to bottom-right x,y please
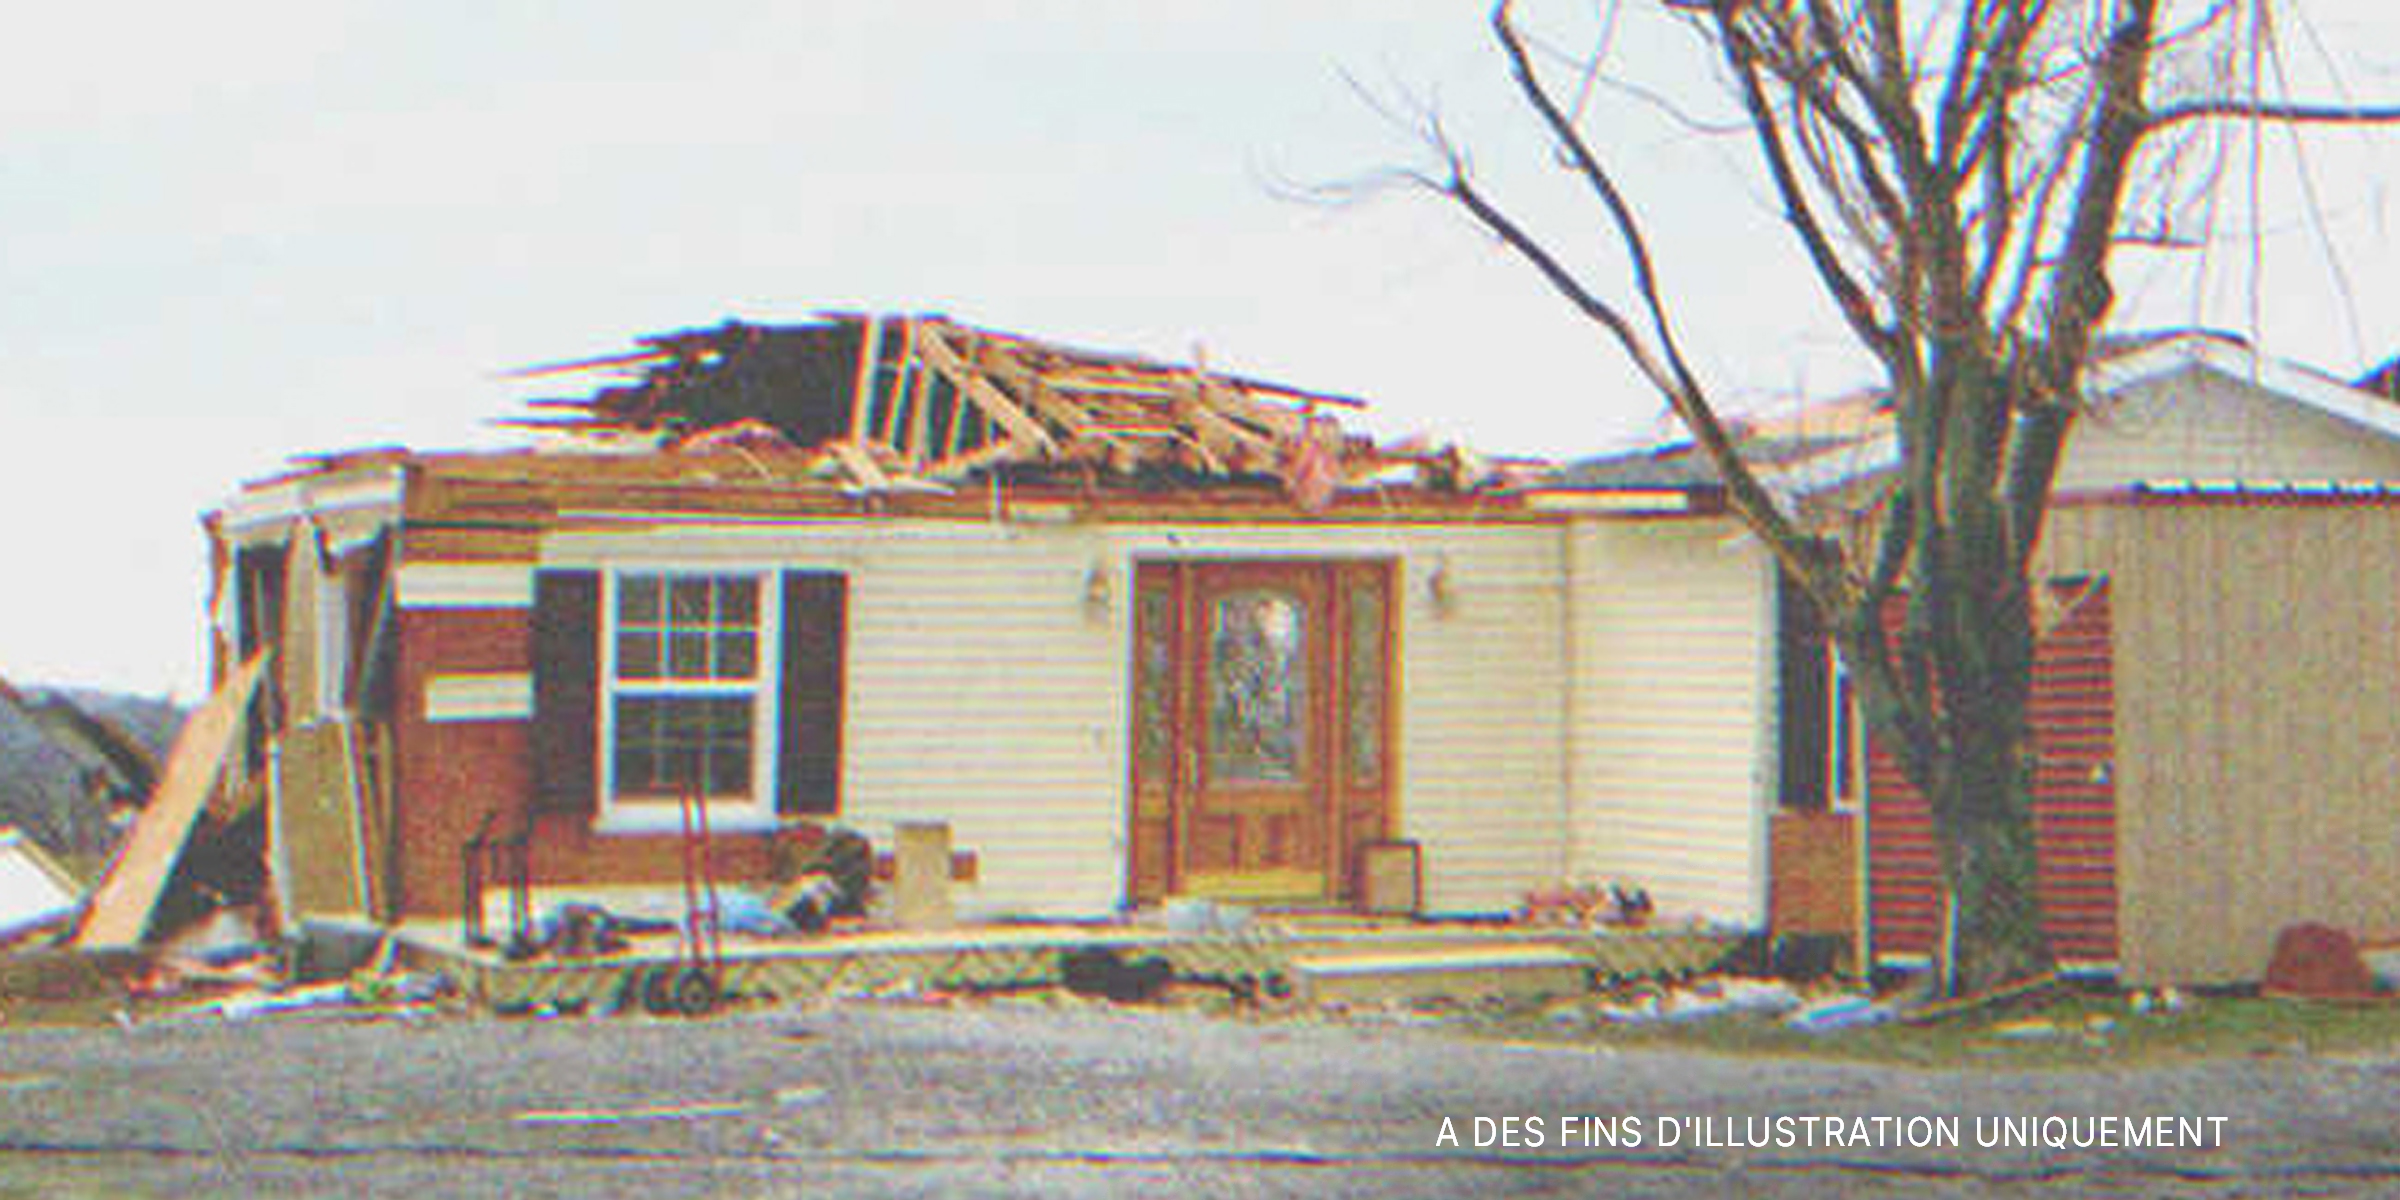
76,651 -> 270,949
271,719 -> 372,922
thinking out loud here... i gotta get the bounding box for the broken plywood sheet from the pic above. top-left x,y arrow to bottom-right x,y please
75,651 -> 269,949
271,718 -> 371,923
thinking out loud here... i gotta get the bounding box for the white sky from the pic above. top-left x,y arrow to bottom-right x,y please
6,1 -> 2400,699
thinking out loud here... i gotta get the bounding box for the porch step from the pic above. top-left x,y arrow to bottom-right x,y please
1288,945 -> 1590,1007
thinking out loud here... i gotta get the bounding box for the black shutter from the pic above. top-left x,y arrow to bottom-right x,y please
779,571 -> 847,815
1776,570 -> 1830,812
532,570 -> 601,815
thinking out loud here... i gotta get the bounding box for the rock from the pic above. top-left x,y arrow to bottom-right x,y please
2263,923 -> 2378,1000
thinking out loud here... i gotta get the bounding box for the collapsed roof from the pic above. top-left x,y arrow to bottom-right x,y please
505,313 -> 1500,503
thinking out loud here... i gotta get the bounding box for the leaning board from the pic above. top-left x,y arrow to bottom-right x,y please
76,652 -> 269,948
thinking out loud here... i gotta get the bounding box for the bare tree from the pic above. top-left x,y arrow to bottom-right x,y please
1414,0 -> 2400,996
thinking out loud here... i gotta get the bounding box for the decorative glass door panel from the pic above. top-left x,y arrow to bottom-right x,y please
1205,589 -> 1309,785
1186,563 -> 1328,900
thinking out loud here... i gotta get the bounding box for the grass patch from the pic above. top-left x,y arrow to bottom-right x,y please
1464,987 -> 2400,1069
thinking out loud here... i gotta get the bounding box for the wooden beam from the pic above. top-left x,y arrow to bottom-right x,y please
881,318 -> 917,447
904,322 -> 937,466
940,374 -> 971,460
1042,372 -> 1185,397
1199,379 -> 1306,438
912,325 -> 1056,453
1009,371 -> 1099,438
925,437 -> 1025,482
1174,374 -> 1278,463
827,439 -> 894,493
847,317 -> 883,443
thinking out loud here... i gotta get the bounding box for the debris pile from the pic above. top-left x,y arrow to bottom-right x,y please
508,314 -> 1520,504
1516,882 -> 1653,930
1584,976 -> 1805,1025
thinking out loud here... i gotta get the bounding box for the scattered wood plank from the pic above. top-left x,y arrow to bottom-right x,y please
76,651 -> 271,950
826,440 -> 894,493
904,325 -> 937,465
1896,971 -> 2062,1026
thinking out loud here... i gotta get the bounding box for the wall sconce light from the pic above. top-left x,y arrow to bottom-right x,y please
1083,560 -> 1113,622
1426,554 -> 1455,618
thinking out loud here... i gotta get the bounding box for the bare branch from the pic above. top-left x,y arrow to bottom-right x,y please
2144,97 -> 2400,134
1709,2 -> 1915,380
1485,6 -> 1707,422
2033,0 -> 2158,387
1993,84 -> 2093,329
1741,6 -> 1912,235
1469,3 -> 1849,611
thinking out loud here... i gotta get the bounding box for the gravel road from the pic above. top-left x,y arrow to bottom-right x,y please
0,1000 -> 2393,1198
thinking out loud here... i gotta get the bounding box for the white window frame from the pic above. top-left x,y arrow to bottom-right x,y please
1829,647 -> 1864,813
595,568 -> 782,834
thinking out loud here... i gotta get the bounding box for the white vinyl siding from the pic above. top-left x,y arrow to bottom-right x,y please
1565,518 -> 1776,926
2058,364 -> 2400,493
546,518 -> 1570,918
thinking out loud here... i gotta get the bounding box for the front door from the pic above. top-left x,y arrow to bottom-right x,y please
1127,559 -> 1394,906
1184,562 -> 1329,899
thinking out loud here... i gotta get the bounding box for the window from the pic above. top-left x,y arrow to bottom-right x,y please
1830,649 -> 1862,810
601,572 -> 778,827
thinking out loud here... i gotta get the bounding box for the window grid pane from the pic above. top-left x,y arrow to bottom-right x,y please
616,574 -> 762,683
612,695 -> 753,798
611,573 -> 764,805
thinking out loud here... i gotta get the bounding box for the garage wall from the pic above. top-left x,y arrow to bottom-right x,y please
2045,502 -> 2400,984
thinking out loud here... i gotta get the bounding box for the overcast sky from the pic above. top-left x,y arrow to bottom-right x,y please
7,1 -> 2400,699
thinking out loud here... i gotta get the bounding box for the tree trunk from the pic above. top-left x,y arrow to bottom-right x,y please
1912,506 -> 2054,996
1929,696 -> 2052,994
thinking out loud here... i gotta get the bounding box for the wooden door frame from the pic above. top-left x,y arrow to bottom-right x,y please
1124,557 -> 1396,908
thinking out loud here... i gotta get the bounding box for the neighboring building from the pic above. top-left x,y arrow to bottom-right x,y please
195,314 -> 1788,936
1569,331 -> 2400,985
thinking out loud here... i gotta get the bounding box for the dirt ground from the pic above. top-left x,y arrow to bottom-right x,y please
0,997 -> 2394,1198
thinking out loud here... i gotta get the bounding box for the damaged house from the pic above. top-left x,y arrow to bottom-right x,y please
143,312 -> 1797,943
88,314 -> 2391,989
